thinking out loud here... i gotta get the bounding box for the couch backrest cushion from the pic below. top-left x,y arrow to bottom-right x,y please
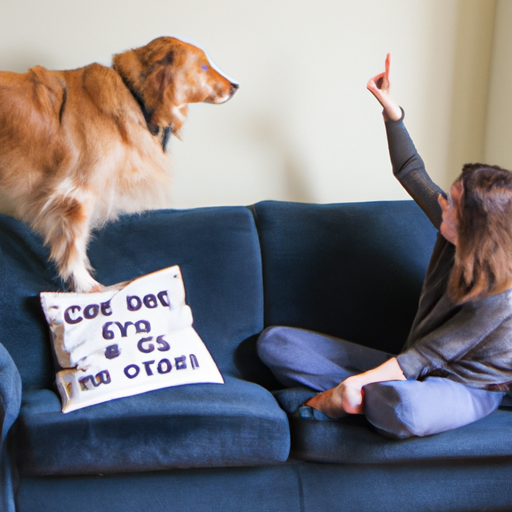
0,216 -> 58,390
0,207 -> 264,389
253,200 -> 437,355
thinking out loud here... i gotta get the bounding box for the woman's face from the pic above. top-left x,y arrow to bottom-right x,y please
438,180 -> 463,245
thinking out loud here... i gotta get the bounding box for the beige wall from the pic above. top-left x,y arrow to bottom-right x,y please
0,0 -> 497,209
485,0 -> 512,168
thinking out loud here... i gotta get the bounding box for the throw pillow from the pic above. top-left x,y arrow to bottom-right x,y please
40,266 -> 224,413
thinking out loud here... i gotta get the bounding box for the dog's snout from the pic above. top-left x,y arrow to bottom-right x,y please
230,83 -> 239,95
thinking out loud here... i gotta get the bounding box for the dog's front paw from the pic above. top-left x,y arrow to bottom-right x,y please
68,271 -> 103,293
88,283 -> 105,293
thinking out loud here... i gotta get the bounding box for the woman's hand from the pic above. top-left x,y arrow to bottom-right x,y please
305,357 -> 406,418
367,53 -> 402,122
306,377 -> 365,417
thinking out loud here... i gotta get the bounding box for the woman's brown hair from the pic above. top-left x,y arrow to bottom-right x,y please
448,163 -> 512,303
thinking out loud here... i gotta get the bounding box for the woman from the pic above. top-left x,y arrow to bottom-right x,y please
257,55 -> 512,437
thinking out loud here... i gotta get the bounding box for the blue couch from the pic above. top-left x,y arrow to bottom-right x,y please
2,200 -> 512,512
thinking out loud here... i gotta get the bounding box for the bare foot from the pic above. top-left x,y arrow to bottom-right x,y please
305,380 -> 364,419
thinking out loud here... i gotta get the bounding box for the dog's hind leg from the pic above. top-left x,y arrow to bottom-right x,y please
34,193 -> 100,292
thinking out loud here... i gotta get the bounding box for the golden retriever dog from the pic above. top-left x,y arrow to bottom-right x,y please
0,36 -> 238,291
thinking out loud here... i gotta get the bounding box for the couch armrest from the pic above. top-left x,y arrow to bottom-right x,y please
0,343 -> 22,442
0,342 -> 22,512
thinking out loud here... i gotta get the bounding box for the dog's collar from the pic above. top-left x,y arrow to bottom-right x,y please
118,73 -> 172,152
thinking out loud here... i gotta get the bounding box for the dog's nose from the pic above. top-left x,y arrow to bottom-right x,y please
230,83 -> 239,95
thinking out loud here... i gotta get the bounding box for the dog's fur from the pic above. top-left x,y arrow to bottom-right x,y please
0,37 -> 238,291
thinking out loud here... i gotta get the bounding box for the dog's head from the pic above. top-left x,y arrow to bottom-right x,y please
112,37 -> 239,136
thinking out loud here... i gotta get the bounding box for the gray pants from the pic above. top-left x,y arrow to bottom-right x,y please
257,326 -> 504,438
257,326 -> 394,391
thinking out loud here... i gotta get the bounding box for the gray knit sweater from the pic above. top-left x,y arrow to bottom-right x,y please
388,114 -> 512,391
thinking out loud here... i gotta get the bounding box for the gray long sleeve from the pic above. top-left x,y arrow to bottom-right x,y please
385,114 -> 512,391
384,111 -> 444,229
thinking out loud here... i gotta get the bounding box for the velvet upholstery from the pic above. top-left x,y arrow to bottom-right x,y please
14,377 -> 289,476
0,206 -> 265,390
17,465 -> 304,512
1,199 -> 511,512
284,400 -> 512,464
0,216 -> 60,391
0,342 -> 21,512
16,459 -> 512,512
2,207 -> 286,478
86,207 -> 264,378
252,200 -> 437,354
295,459 -> 512,512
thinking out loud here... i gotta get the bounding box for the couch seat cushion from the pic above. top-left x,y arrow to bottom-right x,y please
14,376 -> 290,476
273,387 -> 512,463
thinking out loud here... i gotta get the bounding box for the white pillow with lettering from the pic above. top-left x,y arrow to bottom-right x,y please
40,266 -> 224,413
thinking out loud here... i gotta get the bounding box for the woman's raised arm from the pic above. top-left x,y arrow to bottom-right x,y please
367,54 -> 444,229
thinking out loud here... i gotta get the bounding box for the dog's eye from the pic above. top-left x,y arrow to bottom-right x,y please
201,64 -> 209,71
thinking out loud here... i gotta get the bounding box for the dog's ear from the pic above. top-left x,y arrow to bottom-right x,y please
142,62 -> 189,133
28,66 -> 68,123
112,49 -> 145,101
112,39 -> 187,133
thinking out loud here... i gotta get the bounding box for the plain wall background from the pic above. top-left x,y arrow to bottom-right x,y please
486,1 -> 512,168
0,0 -> 506,209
